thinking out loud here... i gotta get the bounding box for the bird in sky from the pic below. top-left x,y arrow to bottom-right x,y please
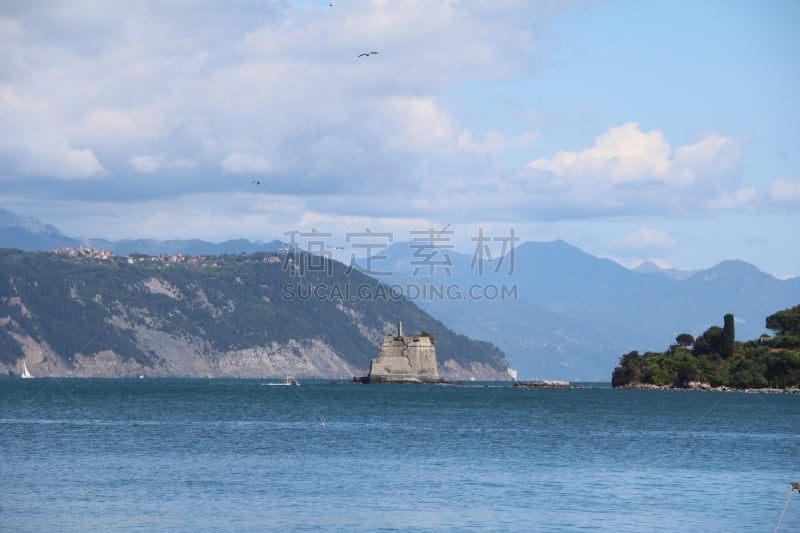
251,180 -> 262,185
358,51 -> 378,57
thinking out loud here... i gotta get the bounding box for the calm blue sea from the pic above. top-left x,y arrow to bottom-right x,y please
1,379 -> 799,532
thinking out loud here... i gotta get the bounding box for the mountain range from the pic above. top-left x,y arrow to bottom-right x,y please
369,241 -> 800,379
2,208 -> 797,380
0,209 -> 284,256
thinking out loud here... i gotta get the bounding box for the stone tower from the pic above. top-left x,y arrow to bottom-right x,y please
358,322 -> 442,383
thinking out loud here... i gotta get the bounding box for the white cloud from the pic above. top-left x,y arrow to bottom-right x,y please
52,147 -> 106,178
0,0 -> 794,255
704,187 -> 757,211
527,122 -> 740,190
0,85 -> 106,179
613,227 -> 675,253
0,2 -> 566,186
520,122 -> 751,218
221,152 -> 272,174
129,155 -> 198,173
673,134 -> 741,181
381,96 -> 458,153
129,155 -> 160,173
767,178 -> 800,207
529,122 -> 674,183
75,107 -> 167,146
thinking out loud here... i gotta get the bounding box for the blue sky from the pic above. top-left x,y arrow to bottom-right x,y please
1,0 -> 798,277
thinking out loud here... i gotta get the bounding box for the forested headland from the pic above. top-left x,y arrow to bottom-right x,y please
612,305 -> 800,390
0,248 -> 510,379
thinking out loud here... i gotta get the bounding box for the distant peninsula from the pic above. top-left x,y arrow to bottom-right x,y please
612,305 -> 800,391
0,248 -> 511,380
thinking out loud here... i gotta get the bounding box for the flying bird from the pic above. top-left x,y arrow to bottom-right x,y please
251,180 -> 263,185
358,51 -> 378,57
317,416 -> 327,426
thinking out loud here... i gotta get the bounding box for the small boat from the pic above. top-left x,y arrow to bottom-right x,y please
265,376 -> 299,386
21,361 -> 33,379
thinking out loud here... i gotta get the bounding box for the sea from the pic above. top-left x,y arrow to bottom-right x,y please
1,379 -> 799,532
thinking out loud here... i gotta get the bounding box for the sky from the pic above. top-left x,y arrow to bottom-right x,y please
1,0 -> 798,278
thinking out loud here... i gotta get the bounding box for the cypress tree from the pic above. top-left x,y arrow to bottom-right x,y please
722,313 -> 735,359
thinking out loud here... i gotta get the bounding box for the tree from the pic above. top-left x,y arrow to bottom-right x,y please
642,357 -> 669,386
766,305 -> 800,337
612,351 -> 644,387
766,351 -> 800,389
674,354 -> 700,387
721,313 -> 735,359
612,306 -> 800,389
693,326 -> 724,357
675,333 -> 695,347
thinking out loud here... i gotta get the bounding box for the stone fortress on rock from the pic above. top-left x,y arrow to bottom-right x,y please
355,322 -> 443,384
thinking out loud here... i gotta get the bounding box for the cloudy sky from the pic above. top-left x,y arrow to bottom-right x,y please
1,0 -> 798,277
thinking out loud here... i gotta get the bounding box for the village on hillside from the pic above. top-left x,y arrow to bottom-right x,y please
50,245 -> 284,267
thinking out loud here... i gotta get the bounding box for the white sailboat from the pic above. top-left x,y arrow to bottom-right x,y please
21,361 -> 33,379
264,376 -> 299,386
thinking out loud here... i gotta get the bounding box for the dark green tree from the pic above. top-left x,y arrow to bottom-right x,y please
766,351 -> 800,389
675,333 -> 695,347
693,325 -> 724,357
612,351 -> 644,387
721,313 -> 735,359
766,305 -> 800,337
642,357 -> 669,386
674,353 -> 700,387
730,355 -> 768,389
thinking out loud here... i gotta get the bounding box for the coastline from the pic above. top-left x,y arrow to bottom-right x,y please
614,381 -> 800,394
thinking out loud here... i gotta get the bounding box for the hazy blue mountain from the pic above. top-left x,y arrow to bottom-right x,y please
0,208 -> 63,234
0,209 -> 283,256
0,209 -> 80,250
634,260 -> 696,280
87,237 -> 285,256
369,241 -> 800,381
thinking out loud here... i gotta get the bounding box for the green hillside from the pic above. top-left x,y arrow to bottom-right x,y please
0,248 -> 509,378
611,306 -> 800,389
